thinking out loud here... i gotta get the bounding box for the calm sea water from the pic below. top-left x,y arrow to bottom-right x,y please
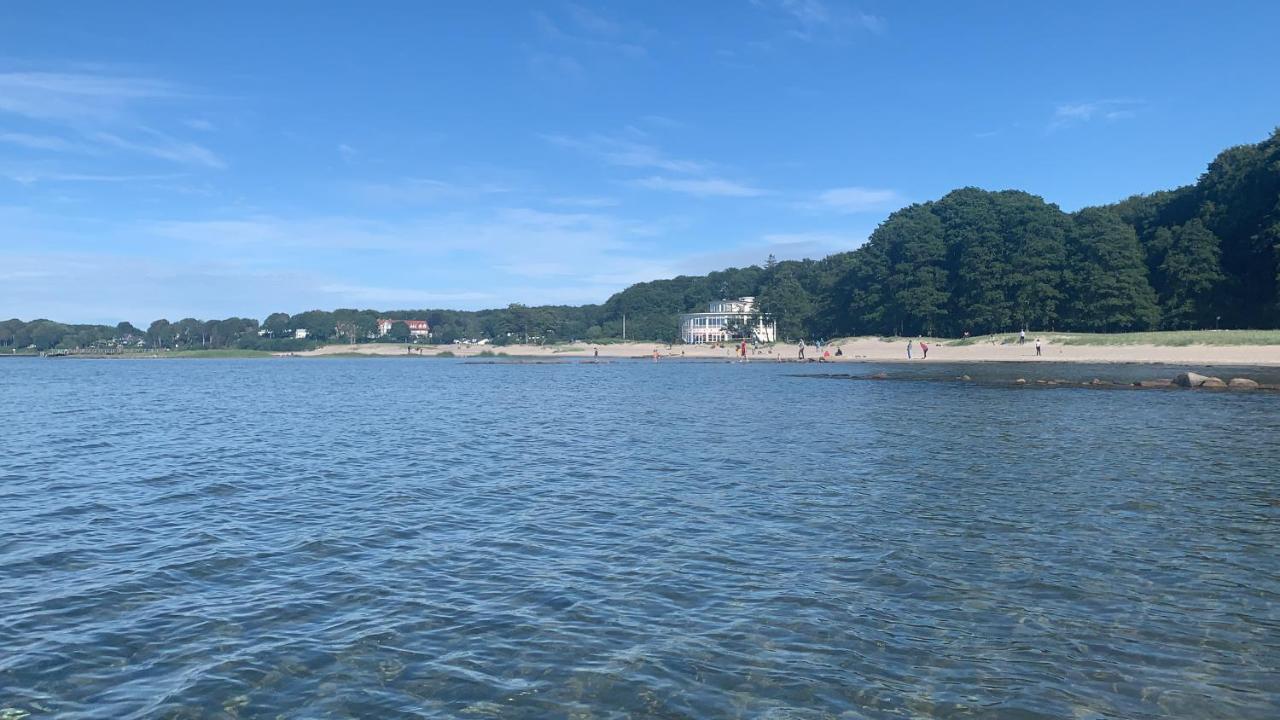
1,358 -> 1277,719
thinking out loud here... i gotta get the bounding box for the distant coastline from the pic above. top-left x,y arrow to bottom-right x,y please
22,331 -> 1280,367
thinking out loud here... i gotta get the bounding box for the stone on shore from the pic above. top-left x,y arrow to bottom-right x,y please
1229,378 -> 1260,390
1173,372 -> 1210,388
1200,377 -> 1228,389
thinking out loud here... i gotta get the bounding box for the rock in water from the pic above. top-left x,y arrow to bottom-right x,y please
1136,379 -> 1173,388
1201,377 -> 1227,389
1173,372 -> 1210,388
1229,378 -> 1260,390
1015,378 -> 1027,385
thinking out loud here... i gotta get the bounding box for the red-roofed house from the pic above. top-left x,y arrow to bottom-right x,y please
377,318 -> 431,338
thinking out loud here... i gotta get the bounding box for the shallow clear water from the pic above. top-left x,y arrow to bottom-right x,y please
1,358 -> 1277,719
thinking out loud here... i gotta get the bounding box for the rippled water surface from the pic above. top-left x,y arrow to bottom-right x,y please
2,358 -> 1278,719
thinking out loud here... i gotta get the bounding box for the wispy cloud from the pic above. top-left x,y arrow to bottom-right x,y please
3,169 -> 184,184
354,177 -> 511,205
811,186 -> 903,213
0,71 -> 181,122
548,195 -> 620,208
632,176 -> 768,198
91,128 -> 223,168
534,5 -> 648,59
0,131 -> 90,153
0,67 -> 224,172
1048,99 -> 1142,130
544,133 -> 706,173
753,0 -> 886,42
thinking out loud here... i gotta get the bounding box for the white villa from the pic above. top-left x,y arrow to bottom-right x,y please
679,297 -> 777,344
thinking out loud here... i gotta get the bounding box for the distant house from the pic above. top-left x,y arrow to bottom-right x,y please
294,328 -> 308,339
679,297 -> 777,344
376,318 -> 431,338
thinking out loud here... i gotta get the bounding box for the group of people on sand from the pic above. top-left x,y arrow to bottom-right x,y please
793,339 -> 840,362
906,339 -> 930,359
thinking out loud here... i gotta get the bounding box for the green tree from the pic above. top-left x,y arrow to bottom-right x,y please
263,312 -> 291,338
387,321 -> 411,342
1064,208 -> 1159,331
147,319 -> 173,348
1158,219 -> 1224,328
880,204 -> 949,335
756,268 -> 813,340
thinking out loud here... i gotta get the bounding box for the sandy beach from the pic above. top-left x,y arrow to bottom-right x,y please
293,336 -> 1280,366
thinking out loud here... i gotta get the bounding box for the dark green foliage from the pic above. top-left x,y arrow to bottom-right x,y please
1062,208 -> 1159,331
1157,220 -> 1224,328
387,321 -> 411,342
756,266 -> 813,340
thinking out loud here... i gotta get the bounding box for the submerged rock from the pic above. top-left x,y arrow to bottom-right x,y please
1229,378 -> 1260,390
1136,379 -> 1174,388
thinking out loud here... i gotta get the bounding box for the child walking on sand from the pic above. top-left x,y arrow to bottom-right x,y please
1035,338 -> 1042,356
906,339 -> 913,359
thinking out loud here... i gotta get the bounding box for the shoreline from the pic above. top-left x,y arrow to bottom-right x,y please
16,334 -> 1280,367
289,337 -> 1280,367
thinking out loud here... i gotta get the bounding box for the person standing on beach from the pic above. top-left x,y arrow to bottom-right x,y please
593,347 -> 598,358
740,339 -> 747,360
1019,329 -> 1026,345
1035,338 -> 1042,356
798,341 -> 805,360
920,341 -> 929,359
907,339 -> 913,359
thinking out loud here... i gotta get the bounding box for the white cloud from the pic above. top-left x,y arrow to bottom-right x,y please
3,169 -> 184,184
632,176 -> 768,197
353,177 -> 512,205
0,71 -> 181,122
812,186 -> 902,213
0,131 -> 90,153
0,68 -> 224,171
754,0 -> 886,42
91,128 -> 224,168
544,133 -> 706,173
1049,99 -> 1141,130
548,195 -> 620,208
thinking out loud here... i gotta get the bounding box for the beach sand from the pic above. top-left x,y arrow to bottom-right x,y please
293,337 -> 1280,366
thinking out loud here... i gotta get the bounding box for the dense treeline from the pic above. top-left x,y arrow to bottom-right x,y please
4,129 -> 1277,350
606,127 -> 1280,339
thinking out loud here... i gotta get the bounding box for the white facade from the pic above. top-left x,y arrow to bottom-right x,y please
679,296 -> 777,344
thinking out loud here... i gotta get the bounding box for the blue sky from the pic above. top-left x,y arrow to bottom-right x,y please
2,1 -> 1277,324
